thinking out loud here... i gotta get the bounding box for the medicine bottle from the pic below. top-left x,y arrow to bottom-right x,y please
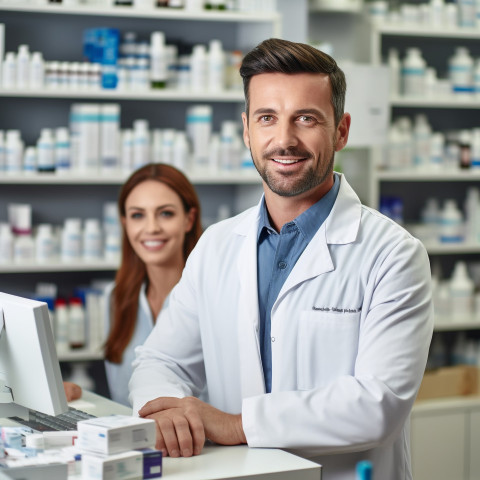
190,44 -> 208,92
23,146 -> 37,174
0,223 -> 13,264
2,52 -> 17,89
54,298 -> 70,353
439,199 -> 464,243
55,127 -> 71,173
29,51 -> 45,89
35,223 -> 56,263
132,119 -> 150,170
150,31 -> 167,89
16,45 -> 30,89
83,218 -> 103,261
61,218 -> 82,262
173,131 -> 189,172
37,128 -> 55,173
449,46 -> 474,94
449,261 -> 474,320
68,297 -> 86,349
402,48 -> 426,96
208,39 -> 225,92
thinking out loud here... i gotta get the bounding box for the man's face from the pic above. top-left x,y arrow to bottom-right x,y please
242,72 -> 350,199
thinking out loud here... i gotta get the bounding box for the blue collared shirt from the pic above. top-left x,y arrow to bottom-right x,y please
256,174 -> 340,393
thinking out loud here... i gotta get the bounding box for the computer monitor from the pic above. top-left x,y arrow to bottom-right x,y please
0,292 -> 68,419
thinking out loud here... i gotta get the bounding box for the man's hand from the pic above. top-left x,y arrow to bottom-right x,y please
138,397 -> 246,458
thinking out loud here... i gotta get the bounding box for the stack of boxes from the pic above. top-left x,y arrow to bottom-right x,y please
77,415 -> 162,480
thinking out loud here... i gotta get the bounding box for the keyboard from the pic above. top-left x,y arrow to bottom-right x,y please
9,406 -> 96,432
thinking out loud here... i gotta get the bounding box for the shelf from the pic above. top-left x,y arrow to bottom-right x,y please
390,95 -> 480,109
423,242 -> 480,255
58,350 -> 103,362
0,171 -> 261,185
374,23 -> 480,39
0,260 -> 119,273
376,169 -> 480,181
0,3 -> 280,22
434,319 -> 480,331
0,87 -> 245,102
309,1 -> 362,14
413,394 -> 480,413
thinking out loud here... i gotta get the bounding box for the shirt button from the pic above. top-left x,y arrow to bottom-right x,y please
271,336 -> 275,342
278,261 -> 287,270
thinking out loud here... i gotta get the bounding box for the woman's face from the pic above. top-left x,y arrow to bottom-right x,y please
123,180 -> 195,268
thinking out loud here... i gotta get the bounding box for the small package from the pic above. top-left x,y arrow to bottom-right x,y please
82,450 -> 142,480
137,448 -> 162,479
77,415 -> 155,455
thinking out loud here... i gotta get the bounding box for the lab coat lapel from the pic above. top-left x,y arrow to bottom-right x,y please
235,205 -> 266,398
278,175 -> 362,299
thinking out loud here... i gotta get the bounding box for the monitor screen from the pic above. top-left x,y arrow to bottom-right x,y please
0,292 -> 68,418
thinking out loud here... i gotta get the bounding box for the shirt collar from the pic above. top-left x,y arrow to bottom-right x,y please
257,173 -> 340,242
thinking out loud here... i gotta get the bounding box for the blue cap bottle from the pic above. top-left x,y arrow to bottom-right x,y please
356,460 -> 373,480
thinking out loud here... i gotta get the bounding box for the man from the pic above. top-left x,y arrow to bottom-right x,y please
129,38 -> 433,480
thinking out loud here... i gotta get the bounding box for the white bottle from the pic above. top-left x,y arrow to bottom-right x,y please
160,128 -> 175,165
219,120 -> 241,171
36,128 -> 55,173
449,46 -> 474,95
16,45 -> 30,89
133,119 -> 150,170
471,128 -> 480,168
413,114 -> 432,169
173,131 -> 189,172
100,103 -> 120,172
68,297 -> 86,349
54,127 -> 71,173
29,51 -> 45,89
61,218 -> 82,262
457,0 -> 476,27
35,223 -> 56,263
23,146 -> 37,174
83,218 -> 103,261
2,52 -> 16,89
151,129 -> 163,163
429,131 -> 445,168
396,116 -> 414,169
190,44 -> 208,92
429,0 -> 445,27
77,103 -> 100,173
450,261 -> 474,320
0,131 -> 5,172
54,298 -> 70,353
104,232 -> 121,264
402,48 -> 426,96
387,48 -> 401,97
121,129 -> 134,173
439,199 -> 464,243
385,124 -> 404,170
464,186 -> 480,242
208,39 -> 225,92
14,234 -> 35,264
150,31 -> 167,89
186,104 -> 212,169
5,130 -> 23,173
0,223 -> 13,264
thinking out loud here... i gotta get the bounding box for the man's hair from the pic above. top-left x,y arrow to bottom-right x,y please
239,38 -> 346,126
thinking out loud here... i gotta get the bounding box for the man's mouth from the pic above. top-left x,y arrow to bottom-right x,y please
272,158 -> 304,164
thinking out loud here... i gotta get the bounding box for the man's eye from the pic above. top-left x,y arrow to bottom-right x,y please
299,115 -> 313,122
261,115 -> 273,122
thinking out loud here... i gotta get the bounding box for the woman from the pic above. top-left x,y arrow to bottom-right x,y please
104,163 -> 202,406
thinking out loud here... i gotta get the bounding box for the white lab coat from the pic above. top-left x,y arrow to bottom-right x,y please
130,174 -> 433,480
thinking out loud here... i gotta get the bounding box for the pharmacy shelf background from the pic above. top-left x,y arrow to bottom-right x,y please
0,4 -> 282,294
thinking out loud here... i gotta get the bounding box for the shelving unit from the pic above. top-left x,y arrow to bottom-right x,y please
0,3 -> 283,390
366,17 -> 480,480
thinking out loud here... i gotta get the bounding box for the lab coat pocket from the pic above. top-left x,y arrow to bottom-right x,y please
297,311 -> 360,390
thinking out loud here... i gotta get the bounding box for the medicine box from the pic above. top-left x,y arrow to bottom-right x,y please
81,450 -> 142,480
77,415 -> 155,455
136,448 -> 162,479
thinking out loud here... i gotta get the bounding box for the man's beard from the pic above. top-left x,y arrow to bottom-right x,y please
251,147 -> 335,197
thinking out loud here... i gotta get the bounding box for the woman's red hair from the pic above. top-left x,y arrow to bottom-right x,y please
104,163 -> 202,363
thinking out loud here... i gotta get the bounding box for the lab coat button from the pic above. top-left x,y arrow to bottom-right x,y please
271,336 -> 275,342
278,261 -> 287,270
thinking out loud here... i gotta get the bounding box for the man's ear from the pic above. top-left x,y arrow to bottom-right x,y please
242,112 -> 250,149
334,113 -> 351,152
